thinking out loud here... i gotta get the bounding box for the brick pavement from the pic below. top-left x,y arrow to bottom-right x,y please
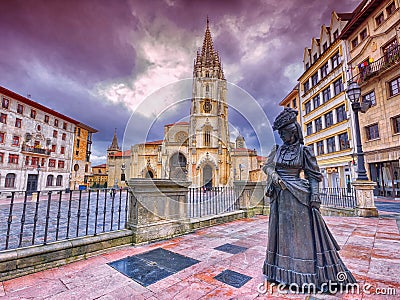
1,215 -> 399,299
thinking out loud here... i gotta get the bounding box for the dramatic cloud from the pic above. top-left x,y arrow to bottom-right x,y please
0,0 -> 360,163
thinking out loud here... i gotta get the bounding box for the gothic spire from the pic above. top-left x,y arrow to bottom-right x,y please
193,18 -> 225,80
108,128 -> 120,151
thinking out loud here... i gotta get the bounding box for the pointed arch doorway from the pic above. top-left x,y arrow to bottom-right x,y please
203,164 -> 213,190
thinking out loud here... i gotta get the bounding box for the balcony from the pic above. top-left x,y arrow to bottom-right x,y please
21,145 -> 51,156
353,44 -> 400,84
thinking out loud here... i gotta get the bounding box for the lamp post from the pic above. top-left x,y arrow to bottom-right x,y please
37,164 -> 41,191
239,163 -> 243,181
346,80 -> 378,217
346,81 -> 370,181
121,163 -> 126,183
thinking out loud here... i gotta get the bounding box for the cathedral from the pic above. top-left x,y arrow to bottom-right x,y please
106,20 -> 266,188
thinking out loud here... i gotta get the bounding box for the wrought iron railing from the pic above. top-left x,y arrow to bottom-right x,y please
21,145 -> 51,155
353,44 -> 400,84
0,188 -> 129,251
187,186 -> 240,218
319,187 -> 357,208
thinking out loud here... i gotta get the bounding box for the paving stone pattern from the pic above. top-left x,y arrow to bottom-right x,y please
2,214 -> 400,299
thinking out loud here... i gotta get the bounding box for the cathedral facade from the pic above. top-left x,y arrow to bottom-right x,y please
107,20 -> 265,188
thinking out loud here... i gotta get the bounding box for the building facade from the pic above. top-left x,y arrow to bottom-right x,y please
87,163 -> 108,188
279,84 -> 302,126
341,0 -> 400,197
298,12 -> 355,190
0,86 -> 94,194
70,123 -> 97,190
107,20 -> 263,187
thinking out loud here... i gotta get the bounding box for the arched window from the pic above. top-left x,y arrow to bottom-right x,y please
56,175 -> 62,186
204,128 -> 211,147
46,175 -> 54,186
5,173 -> 16,188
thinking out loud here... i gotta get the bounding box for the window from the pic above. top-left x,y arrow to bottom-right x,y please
77,128 -> 81,137
362,90 -> 376,106
49,159 -> 56,167
323,42 -> 328,51
51,145 -> 56,152
304,81 -> 310,93
0,152 -> 4,163
292,99 -> 297,108
17,104 -> 24,114
306,123 -> 313,136
366,123 -> 379,140
333,30 -> 339,40
63,122 -> 67,130
41,158 -> 45,166
204,129 -> 211,146
44,115 -> 49,123
46,175 -> 54,186
315,117 -> 322,132
15,118 -> 22,128
2,97 -> 9,109
393,115 -> 400,134
321,62 -> 329,78
62,133 -> 66,141
5,173 -> 16,188
305,62 -> 310,70
12,136 -> 20,146
360,29 -> 367,41
386,2 -> 396,16
75,150 -> 79,156
327,137 -> 336,153
389,76 -> 400,96
313,95 -> 321,109
317,141 -> 324,155
339,132 -> 350,150
305,102 -> 311,114
0,132 -> 4,143
60,146 -> 65,154
54,119 -> 58,127
25,156 -> 30,165
31,157 -> 39,166
312,73 -> 318,86
336,105 -> 347,122
325,111 -> 333,128
333,78 -> 344,95
76,139 -> 80,148
331,52 -> 340,69
352,37 -> 358,48
375,12 -> 384,26
56,175 -> 62,186
0,113 -> 7,124
30,109 -> 36,119
52,130 -> 57,138
58,160 -> 65,169
322,86 -> 331,102
8,154 -> 19,164
383,39 -> 399,63
313,53 -> 318,63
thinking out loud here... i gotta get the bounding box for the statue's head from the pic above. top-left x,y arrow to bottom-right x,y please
273,107 -> 303,145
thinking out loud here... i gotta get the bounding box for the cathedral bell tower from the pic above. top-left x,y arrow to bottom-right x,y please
188,18 -> 231,187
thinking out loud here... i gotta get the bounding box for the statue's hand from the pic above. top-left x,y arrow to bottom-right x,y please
310,194 -> 321,210
271,172 -> 281,186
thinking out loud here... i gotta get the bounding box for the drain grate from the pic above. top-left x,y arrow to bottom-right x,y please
108,248 -> 199,286
214,269 -> 252,288
214,243 -> 248,254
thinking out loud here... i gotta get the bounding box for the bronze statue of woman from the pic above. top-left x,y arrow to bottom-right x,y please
263,107 -> 356,291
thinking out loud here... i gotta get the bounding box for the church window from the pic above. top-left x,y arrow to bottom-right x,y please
206,84 -> 209,92
204,129 -> 211,146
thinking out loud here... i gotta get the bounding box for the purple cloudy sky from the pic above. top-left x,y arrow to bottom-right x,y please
0,0 -> 360,164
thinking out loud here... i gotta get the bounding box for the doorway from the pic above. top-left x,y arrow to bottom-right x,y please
26,174 -> 38,194
203,165 -> 213,190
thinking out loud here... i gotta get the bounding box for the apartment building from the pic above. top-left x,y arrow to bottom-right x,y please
279,84 -> 301,125
0,86 -> 95,194
298,12 -> 355,189
341,0 -> 400,197
70,123 -> 97,190
87,164 -> 108,188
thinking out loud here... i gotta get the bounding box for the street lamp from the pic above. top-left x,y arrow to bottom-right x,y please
346,81 -> 371,181
239,163 -> 244,181
37,164 -> 41,191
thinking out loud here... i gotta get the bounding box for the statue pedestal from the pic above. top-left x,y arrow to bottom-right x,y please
352,180 -> 379,217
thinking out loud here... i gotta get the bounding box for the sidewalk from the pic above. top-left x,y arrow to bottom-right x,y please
1,214 -> 399,299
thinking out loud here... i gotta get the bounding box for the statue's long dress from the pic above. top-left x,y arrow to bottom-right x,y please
263,143 -> 356,287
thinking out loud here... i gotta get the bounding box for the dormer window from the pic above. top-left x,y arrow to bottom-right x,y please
313,53 -> 318,63
323,42 -> 328,51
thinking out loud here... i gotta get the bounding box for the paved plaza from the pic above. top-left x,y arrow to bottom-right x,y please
1,205 -> 399,299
